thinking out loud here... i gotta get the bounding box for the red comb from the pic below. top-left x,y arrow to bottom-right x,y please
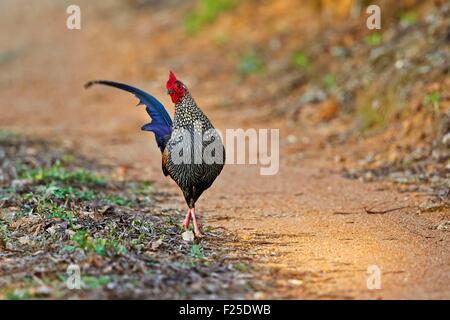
166,70 -> 177,88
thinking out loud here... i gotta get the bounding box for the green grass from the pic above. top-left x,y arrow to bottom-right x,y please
52,186 -> 96,201
365,32 -> 382,46
323,73 -> 336,92
4,289 -> 31,300
82,275 -> 112,289
17,161 -> 105,186
104,194 -> 132,207
292,51 -> 310,69
185,0 -> 236,35
71,230 -> 127,256
233,262 -> 248,272
47,205 -> 73,223
0,130 -> 16,140
423,91 -> 440,114
189,244 -> 205,259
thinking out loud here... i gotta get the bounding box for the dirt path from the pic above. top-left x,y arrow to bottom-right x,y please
1,1 -> 448,299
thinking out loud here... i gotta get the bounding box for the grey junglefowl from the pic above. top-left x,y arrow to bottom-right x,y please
85,71 -> 225,237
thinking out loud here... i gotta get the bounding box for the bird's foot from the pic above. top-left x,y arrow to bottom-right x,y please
191,208 -> 203,238
182,208 -> 191,230
194,228 -> 203,238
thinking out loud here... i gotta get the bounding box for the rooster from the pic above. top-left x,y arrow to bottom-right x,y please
85,71 -> 225,237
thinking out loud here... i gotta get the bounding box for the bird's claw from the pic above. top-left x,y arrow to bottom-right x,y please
194,229 -> 203,238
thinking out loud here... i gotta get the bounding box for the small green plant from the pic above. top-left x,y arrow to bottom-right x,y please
70,230 -> 127,256
0,130 -> 16,140
364,32 -> 381,46
185,0 -> 236,35
52,186 -> 96,201
4,289 -> 30,300
423,91 -> 440,114
48,205 -> 73,223
233,262 -> 248,272
237,51 -> 263,76
189,244 -> 205,259
323,73 -> 336,92
400,11 -> 418,28
71,230 -> 89,249
82,275 -> 112,289
104,194 -> 132,207
292,51 -> 310,69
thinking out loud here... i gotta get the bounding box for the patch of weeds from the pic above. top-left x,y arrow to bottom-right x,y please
71,230 -> 89,248
4,289 -> 31,300
63,245 -> 76,253
233,262 -> 248,272
18,160 -> 105,186
365,32 -> 382,46
47,205 -> 73,224
185,0 -> 236,35
52,185 -> 96,201
423,91 -> 440,114
70,230 -> 127,256
237,51 -> 263,76
19,186 -> 74,223
323,73 -> 336,92
82,275 -> 112,289
292,51 -> 310,69
0,224 -> 12,244
189,244 -> 205,259
0,130 -> 16,141
104,194 -> 132,207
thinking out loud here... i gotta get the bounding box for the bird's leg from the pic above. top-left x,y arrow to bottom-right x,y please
191,207 -> 203,237
182,208 -> 191,230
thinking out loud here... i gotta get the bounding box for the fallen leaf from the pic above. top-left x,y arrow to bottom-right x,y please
151,239 -> 163,250
18,235 -> 31,245
46,225 -> 58,235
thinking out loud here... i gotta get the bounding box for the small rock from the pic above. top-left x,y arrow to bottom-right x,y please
182,230 -> 195,242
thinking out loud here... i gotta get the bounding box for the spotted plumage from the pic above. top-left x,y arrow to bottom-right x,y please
165,85 -> 225,209
85,71 -> 225,237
